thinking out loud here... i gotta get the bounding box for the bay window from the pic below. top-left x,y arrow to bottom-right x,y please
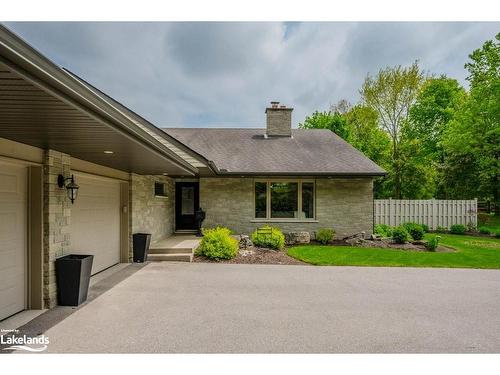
254,180 -> 315,220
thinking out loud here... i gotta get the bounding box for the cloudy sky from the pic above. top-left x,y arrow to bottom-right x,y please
4,22 -> 499,128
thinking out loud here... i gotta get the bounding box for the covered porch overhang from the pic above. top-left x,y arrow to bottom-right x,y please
0,25 -> 197,176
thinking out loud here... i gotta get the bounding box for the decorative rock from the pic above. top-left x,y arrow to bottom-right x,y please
239,249 -> 254,257
344,232 -> 366,246
239,234 -> 253,249
285,231 -> 310,245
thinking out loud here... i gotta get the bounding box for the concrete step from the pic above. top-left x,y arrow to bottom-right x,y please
148,247 -> 194,255
147,253 -> 193,262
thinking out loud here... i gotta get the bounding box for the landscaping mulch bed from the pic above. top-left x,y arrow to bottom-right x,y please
193,246 -> 306,265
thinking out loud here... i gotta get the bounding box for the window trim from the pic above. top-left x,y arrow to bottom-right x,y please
154,181 -> 168,198
253,179 -> 316,221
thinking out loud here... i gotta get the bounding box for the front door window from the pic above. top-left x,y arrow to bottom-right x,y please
175,182 -> 199,230
181,186 -> 195,215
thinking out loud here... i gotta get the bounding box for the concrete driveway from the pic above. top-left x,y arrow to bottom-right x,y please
19,263 -> 500,353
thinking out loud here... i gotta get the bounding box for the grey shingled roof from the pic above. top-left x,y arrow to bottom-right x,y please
162,128 -> 386,176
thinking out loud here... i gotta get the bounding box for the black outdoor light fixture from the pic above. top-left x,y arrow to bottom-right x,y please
58,174 -> 79,204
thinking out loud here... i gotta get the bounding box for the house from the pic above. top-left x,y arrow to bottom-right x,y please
0,25 -> 385,320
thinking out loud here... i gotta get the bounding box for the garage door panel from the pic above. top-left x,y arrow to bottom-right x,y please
0,162 -> 26,321
69,174 -> 120,275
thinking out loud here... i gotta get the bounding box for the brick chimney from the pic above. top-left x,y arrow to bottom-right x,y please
265,101 -> 293,137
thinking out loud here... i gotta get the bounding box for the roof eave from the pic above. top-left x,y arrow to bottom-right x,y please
0,24 -> 198,176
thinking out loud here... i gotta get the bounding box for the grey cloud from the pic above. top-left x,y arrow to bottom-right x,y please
3,22 -> 500,128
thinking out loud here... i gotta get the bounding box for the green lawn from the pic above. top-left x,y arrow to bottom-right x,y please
478,214 -> 500,234
287,234 -> 500,269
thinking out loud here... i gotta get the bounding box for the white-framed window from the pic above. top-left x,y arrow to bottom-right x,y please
254,179 -> 315,220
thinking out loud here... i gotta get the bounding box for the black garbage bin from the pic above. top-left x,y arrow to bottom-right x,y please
55,254 -> 94,306
133,233 -> 152,262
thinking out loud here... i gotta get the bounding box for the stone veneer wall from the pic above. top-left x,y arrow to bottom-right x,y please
43,150 -> 71,308
199,177 -> 374,238
130,174 -> 174,245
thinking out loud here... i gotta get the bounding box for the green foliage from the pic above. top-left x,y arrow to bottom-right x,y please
479,227 -> 491,235
197,227 -> 238,260
425,235 -> 441,252
442,33 -> 500,203
435,226 -> 448,233
450,224 -> 466,235
392,226 -> 410,244
495,232 -> 500,239
299,110 -> 351,140
402,222 -> 425,240
422,224 -> 429,233
467,222 -> 476,232
251,226 -> 285,250
374,224 -> 393,237
300,33 -> 499,202
316,228 -> 335,244
361,61 -> 425,199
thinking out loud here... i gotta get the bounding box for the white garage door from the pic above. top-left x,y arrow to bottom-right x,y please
0,162 -> 27,321
69,173 -> 121,275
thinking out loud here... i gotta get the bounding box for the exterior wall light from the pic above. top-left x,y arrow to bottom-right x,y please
58,174 -> 79,204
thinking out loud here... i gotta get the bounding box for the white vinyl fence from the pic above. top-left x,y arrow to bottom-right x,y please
374,199 -> 477,230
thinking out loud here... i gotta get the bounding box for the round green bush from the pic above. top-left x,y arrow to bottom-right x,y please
392,226 -> 410,244
316,228 -> 335,244
450,224 -> 466,235
479,226 -> 491,235
374,224 -> 392,237
403,222 -> 425,241
421,224 -> 429,233
251,226 -> 285,250
495,232 -> 500,239
425,235 -> 441,252
196,227 -> 239,260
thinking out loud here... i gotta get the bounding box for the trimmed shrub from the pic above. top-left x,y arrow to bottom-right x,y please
316,228 -> 335,244
495,232 -> 500,239
421,224 -> 429,233
374,224 -> 393,237
467,222 -> 476,232
403,222 -> 425,241
479,226 -> 491,235
450,224 -> 466,235
197,227 -> 238,260
251,226 -> 285,250
425,235 -> 441,252
436,226 -> 448,233
392,226 -> 410,244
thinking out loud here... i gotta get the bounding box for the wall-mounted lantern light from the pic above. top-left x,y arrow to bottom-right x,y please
58,174 -> 79,204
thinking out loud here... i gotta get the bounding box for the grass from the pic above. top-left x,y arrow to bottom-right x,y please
287,234 -> 500,269
478,213 -> 500,234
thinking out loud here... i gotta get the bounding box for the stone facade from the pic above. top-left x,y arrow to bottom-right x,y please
199,177 -> 374,238
266,107 -> 293,137
130,174 -> 174,247
43,150 -> 71,308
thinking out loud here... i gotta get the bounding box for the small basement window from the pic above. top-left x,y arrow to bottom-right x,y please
154,182 -> 167,197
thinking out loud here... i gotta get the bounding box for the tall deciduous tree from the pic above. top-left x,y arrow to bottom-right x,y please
406,76 -> 466,198
443,33 -> 500,209
360,62 -> 425,198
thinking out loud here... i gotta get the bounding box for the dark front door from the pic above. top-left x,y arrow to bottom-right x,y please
175,182 -> 199,230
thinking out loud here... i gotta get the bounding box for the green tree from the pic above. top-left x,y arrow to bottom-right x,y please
442,33 -> 500,208
360,61 -> 426,198
299,109 -> 350,140
406,76 -> 466,198
344,105 -> 392,197
408,76 -> 466,159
